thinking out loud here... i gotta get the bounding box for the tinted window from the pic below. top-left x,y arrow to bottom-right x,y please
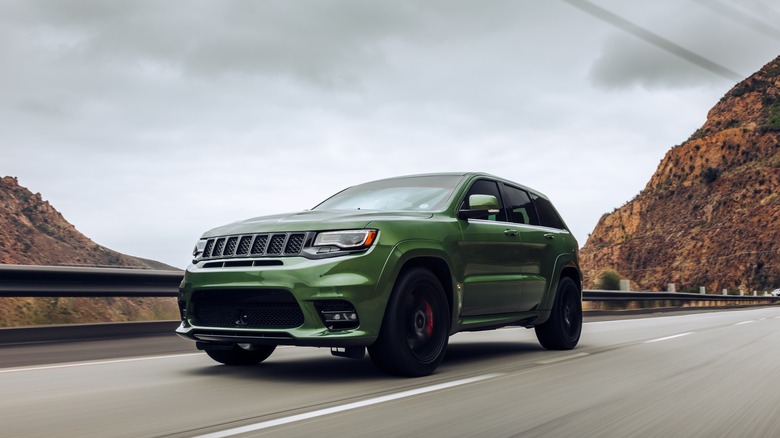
503,185 -> 539,225
461,180 -> 506,221
532,194 -> 566,229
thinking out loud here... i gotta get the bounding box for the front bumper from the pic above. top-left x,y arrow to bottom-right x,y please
176,249 -> 390,348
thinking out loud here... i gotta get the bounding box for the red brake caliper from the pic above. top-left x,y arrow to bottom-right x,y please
424,300 -> 434,337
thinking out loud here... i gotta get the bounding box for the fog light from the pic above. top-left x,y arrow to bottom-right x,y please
314,301 -> 359,330
324,311 -> 358,323
178,300 -> 187,321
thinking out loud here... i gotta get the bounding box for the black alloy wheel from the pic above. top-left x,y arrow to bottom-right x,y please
369,268 -> 450,377
535,276 -> 582,350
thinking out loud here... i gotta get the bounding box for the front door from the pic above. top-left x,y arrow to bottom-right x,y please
458,179 -> 528,316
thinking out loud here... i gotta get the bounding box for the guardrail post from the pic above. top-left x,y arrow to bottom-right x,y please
699,286 -> 706,294
740,290 -> 744,296
619,279 -> 631,291
667,283 -> 676,292
722,289 -> 728,295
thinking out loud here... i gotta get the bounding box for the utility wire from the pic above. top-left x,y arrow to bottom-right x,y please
560,0 -> 744,82
693,0 -> 780,42
751,0 -> 780,21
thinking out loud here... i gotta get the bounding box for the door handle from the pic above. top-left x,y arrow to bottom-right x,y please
504,229 -> 518,237
544,233 -> 555,240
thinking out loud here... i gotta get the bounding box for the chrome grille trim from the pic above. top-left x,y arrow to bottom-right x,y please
285,234 -> 305,254
267,235 -> 286,255
201,232 -> 310,260
224,236 -> 238,256
251,235 -> 269,255
237,236 -> 252,255
212,238 -> 225,258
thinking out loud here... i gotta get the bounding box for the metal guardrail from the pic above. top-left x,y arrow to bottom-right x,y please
584,290 -> 780,302
0,264 -> 182,297
0,264 -> 778,345
1,264 -> 777,302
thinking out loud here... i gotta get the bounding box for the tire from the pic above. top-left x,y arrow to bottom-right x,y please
535,277 -> 582,350
368,268 -> 450,377
204,344 -> 276,365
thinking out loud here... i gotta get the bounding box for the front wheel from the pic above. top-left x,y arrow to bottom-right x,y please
204,344 -> 276,365
368,268 -> 450,377
535,277 -> 582,350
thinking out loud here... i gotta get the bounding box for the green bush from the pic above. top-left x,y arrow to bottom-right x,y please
688,128 -> 708,141
596,270 -> 622,290
700,166 -> 721,185
763,103 -> 780,131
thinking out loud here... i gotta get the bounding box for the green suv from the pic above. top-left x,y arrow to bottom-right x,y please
176,172 -> 582,376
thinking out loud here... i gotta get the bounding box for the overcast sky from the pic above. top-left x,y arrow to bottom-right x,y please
2,0 -> 778,269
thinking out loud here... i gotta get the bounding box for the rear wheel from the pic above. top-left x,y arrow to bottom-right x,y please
368,268 -> 450,377
535,277 -> 582,350
204,344 -> 276,365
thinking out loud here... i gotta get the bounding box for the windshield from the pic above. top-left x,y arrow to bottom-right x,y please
313,175 -> 464,212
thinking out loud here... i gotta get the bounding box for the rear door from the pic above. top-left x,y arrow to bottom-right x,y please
500,184 -> 557,310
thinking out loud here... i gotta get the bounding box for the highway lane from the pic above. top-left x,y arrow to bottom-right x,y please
0,333 -> 193,369
1,307 -> 779,437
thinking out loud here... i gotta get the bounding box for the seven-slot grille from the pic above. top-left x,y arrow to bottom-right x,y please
202,233 -> 308,259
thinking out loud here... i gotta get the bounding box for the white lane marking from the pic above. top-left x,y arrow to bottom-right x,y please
644,332 -> 694,343
194,373 -> 502,438
536,352 -> 590,365
734,321 -> 755,326
0,353 -> 202,374
585,313 -> 707,324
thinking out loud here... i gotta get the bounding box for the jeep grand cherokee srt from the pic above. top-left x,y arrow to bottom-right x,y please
176,172 -> 582,376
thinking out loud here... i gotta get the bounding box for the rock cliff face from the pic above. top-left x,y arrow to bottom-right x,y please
581,56 -> 780,293
0,176 -> 170,268
0,176 -> 178,326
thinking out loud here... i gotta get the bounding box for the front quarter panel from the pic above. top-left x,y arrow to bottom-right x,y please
367,216 -> 463,331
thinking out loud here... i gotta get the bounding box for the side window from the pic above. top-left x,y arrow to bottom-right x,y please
461,180 -> 507,222
503,185 -> 539,225
532,194 -> 566,230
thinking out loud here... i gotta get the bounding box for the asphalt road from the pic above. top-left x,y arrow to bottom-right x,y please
2,307 -> 779,437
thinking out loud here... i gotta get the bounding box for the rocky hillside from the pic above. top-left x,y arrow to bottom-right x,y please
0,176 -> 178,326
581,56 -> 780,293
0,176 -> 172,268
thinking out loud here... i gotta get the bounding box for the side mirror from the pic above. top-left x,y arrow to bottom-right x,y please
458,194 -> 501,220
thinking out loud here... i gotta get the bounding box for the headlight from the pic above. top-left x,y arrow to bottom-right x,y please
313,229 -> 378,250
192,239 -> 207,261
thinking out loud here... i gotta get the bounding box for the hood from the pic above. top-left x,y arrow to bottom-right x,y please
202,209 -> 434,237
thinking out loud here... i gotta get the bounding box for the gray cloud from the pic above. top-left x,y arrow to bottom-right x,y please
585,0 -> 777,89
589,36 -> 711,89
1,0 -> 778,267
